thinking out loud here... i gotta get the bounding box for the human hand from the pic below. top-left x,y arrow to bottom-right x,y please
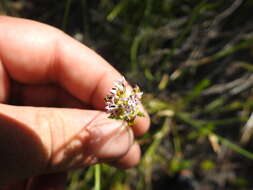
0,16 -> 150,189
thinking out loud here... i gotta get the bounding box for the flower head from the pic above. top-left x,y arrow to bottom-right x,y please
104,77 -> 144,126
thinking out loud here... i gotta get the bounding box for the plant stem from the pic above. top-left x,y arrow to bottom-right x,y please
94,164 -> 101,190
62,0 -> 72,31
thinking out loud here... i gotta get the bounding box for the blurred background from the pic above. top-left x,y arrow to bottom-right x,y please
1,0 -> 253,189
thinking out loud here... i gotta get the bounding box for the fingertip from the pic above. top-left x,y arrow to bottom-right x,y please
111,142 -> 141,169
132,108 -> 150,136
86,120 -> 134,160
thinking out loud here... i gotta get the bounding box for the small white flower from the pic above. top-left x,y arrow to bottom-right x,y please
104,76 -> 144,125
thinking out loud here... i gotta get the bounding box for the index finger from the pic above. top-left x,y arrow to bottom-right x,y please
0,16 -> 150,135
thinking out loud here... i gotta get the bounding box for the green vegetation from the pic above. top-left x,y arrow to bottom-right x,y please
1,0 -> 253,189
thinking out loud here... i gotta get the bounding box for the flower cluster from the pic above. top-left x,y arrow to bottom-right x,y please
104,77 -> 144,126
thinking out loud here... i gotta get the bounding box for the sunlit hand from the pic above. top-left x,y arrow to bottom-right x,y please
0,16 -> 150,189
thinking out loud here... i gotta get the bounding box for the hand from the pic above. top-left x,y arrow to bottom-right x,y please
0,16 -> 150,189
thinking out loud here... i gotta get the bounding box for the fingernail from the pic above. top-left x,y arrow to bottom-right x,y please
86,120 -> 133,159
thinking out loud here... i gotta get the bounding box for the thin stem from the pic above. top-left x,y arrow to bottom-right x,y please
62,0 -> 72,31
177,112 -> 253,160
94,164 -> 101,190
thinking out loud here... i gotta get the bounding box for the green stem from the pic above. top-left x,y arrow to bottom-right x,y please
176,112 -> 253,160
62,0 -> 72,31
107,0 -> 129,21
94,164 -> 101,190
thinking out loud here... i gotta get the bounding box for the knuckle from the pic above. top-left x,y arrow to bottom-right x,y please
35,109 -> 66,167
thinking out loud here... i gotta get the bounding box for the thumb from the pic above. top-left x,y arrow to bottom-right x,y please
0,104 -> 132,186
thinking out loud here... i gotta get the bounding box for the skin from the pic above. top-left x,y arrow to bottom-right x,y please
0,16 -> 150,189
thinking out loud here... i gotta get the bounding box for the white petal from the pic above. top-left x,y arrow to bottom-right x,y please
110,89 -> 117,94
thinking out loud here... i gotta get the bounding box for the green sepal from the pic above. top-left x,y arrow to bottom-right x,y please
137,112 -> 145,117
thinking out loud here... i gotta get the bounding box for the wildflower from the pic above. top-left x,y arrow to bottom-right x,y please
104,77 -> 145,126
